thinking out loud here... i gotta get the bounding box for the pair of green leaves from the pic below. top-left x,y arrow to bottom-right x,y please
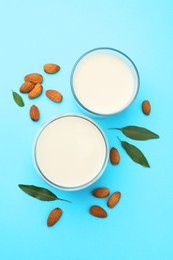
109,126 -> 159,168
19,184 -> 71,202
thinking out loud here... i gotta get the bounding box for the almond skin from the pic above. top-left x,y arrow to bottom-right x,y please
30,105 -> 40,121
89,205 -> 107,218
110,147 -> 120,165
46,90 -> 63,102
44,63 -> 60,74
92,188 -> 110,198
142,100 -> 151,115
47,208 -> 63,227
107,192 -> 121,208
20,81 -> 35,93
24,73 -> 43,84
28,83 -> 43,99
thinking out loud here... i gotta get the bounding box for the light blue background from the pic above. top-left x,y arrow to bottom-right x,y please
0,1 -> 172,259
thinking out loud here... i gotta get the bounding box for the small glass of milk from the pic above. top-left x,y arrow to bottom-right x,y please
34,115 -> 109,191
71,48 -> 140,116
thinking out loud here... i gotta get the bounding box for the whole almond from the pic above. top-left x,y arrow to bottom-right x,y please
44,63 -> 60,74
92,188 -> 110,198
28,83 -> 43,99
30,105 -> 40,121
89,205 -> 107,218
110,147 -> 120,165
24,73 -> 43,84
20,81 -> 35,93
46,90 -> 63,103
47,208 -> 63,227
142,100 -> 151,115
107,192 -> 121,208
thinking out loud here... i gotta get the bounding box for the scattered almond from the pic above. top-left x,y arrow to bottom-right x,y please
24,73 -> 43,84
28,83 -> 43,99
92,187 -> 110,198
46,90 -> 63,103
30,105 -> 40,121
142,100 -> 151,115
90,205 -> 107,218
20,81 -> 35,93
47,208 -> 63,227
110,147 -> 120,165
44,63 -> 60,74
107,192 -> 121,208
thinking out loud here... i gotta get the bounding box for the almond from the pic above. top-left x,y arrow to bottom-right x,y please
28,83 -> 43,99
92,187 -> 110,198
46,90 -> 63,103
30,105 -> 40,121
44,63 -> 60,74
47,208 -> 63,227
24,73 -> 43,84
110,147 -> 120,165
107,192 -> 121,208
89,205 -> 107,218
142,100 -> 151,115
20,81 -> 35,93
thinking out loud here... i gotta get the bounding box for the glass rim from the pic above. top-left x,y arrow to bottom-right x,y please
33,114 -> 109,191
70,47 -> 140,116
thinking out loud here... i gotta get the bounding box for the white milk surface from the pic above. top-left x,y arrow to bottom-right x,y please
35,116 -> 107,188
72,49 -> 138,114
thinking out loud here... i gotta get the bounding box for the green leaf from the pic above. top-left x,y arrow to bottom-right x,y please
18,184 -> 71,202
12,90 -> 24,107
119,139 -> 150,167
109,126 -> 159,140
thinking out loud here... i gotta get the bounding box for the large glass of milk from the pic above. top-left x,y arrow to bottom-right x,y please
34,115 -> 109,191
71,48 -> 140,116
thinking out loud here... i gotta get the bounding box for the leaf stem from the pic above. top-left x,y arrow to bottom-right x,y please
108,128 -> 121,130
58,197 -> 72,203
117,136 -> 121,142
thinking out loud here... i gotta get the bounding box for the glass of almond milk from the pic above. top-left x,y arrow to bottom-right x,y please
71,48 -> 140,116
34,115 -> 109,191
